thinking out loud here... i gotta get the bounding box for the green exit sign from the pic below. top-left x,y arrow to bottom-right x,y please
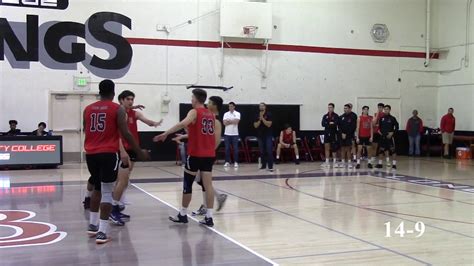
76,78 -> 88,87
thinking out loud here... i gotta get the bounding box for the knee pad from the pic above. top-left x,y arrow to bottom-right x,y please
100,182 -> 115,204
183,172 -> 196,194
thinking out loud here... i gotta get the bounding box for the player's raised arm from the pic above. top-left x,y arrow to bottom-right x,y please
154,109 -> 197,142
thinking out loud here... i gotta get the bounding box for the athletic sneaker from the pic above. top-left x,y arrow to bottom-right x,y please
234,163 -> 239,168
110,206 -> 125,226
321,162 -> 331,168
355,164 -> 361,169
295,159 -> 300,165
375,164 -> 383,169
199,217 -> 214,227
224,162 -> 230,167
87,224 -> 99,236
268,168 -> 274,172
169,213 -> 189,224
216,194 -> 228,211
119,212 -> 131,221
192,205 -> 207,216
95,231 -> 110,244
348,164 -> 353,169
83,197 -> 90,210
368,163 -> 373,169
118,205 -> 126,212
392,165 -> 397,170
275,159 -> 280,165
335,163 -> 345,168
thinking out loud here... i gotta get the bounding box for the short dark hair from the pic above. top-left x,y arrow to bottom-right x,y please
362,106 -> 369,110
229,102 -> 236,106
99,79 -> 115,97
192,89 -> 207,104
344,104 -> 351,108
384,105 -> 391,110
9,120 -> 17,125
118,90 -> 135,101
38,122 -> 46,128
378,103 -> 385,108
283,123 -> 292,130
328,103 -> 335,108
209,96 -> 223,112
448,107 -> 454,111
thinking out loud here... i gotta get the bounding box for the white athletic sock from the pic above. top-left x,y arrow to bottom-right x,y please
341,159 -> 345,164
296,155 -> 299,159
357,159 -> 361,164
392,160 -> 397,165
386,157 -> 390,163
353,155 -> 357,160
333,158 -> 337,164
371,157 -> 376,163
378,160 -> 383,165
89,212 -> 99,226
180,207 -> 187,216
120,191 -> 127,205
325,158 -> 329,163
276,155 -> 280,159
99,219 -> 109,234
86,191 -> 92,197
206,208 -> 213,218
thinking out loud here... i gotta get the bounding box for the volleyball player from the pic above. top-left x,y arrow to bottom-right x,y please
376,105 -> 399,169
321,103 -> 341,168
355,106 -> 373,169
109,90 -> 162,225
370,103 -> 385,168
339,104 -> 357,168
154,89 -> 220,227
84,80 -> 148,244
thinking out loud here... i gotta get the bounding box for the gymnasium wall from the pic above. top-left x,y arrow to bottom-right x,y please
0,0 -> 464,134
432,0 -> 474,131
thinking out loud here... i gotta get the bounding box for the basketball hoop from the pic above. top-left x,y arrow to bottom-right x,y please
243,26 -> 258,38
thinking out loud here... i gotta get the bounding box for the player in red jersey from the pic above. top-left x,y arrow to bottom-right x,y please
154,89 -> 220,227
355,106 -> 373,169
108,90 -> 162,225
84,80 -> 148,244
370,103 -> 385,168
275,124 -> 300,165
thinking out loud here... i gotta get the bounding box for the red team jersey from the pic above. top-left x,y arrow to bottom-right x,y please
187,107 -> 216,158
373,111 -> 384,134
84,101 -> 121,154
282,131 -> 294,144
359,115 -> 373,138
122,109 -> 140,150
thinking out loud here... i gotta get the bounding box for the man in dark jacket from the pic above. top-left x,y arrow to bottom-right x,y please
339,104 -> 357,168
376,105 -> 399,170
406,110 -> 424,156
321,103 -> 340,168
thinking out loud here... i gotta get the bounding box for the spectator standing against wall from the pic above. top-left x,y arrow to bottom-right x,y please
440,108 -> 456,159
254,103 -> 274,172
223,102 -> 241,168
406,110 -> 424,156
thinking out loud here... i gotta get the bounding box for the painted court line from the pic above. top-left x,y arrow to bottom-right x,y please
131,184 -> 278,266
218,188 -> 431,266
271,248 -> 382,261
269,179 -> 474,237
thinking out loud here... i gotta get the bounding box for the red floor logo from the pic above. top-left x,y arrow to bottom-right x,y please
0,210 -> 66,248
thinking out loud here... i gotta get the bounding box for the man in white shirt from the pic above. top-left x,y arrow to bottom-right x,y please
223,102 -> 241,168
